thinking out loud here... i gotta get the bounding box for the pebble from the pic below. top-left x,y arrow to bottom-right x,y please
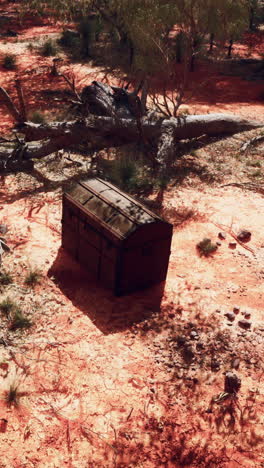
232,358 -> 240,369
211,360 -> 221,371
225,312 -> 236,322
229,242 -> 237,249
216,241 -> 222,246
233,306 -> 240,314
218,232 -> 226,240
238,320 -> 251,330
237,230 -> 251,243
190,330 -> 199,340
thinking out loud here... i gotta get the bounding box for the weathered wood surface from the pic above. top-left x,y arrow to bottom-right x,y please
0,81 -> 263,174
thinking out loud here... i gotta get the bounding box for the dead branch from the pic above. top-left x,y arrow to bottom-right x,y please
0,86 -> 22,122
15,79 -> 27,121
240,134 -> 264,152
0,81 -> 263,175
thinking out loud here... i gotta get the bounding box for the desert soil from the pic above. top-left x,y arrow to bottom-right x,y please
0,2 -> 264,467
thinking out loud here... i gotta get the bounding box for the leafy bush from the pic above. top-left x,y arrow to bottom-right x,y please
9,310 -> 33,331
2,54 -> 17,70
0,271 -> 13,286
196,238 -> 218,257
29,111 -> 46,124
24,269 -> 42,286
41,39 -> 57,56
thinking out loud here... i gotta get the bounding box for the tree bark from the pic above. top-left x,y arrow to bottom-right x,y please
0,81 -> 263,174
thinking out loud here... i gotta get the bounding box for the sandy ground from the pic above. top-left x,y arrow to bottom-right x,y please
0,3 -> 264,467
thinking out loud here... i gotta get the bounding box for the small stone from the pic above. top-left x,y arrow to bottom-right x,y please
229,242 -> 237,249
231,358 -> 240,369
225,312 -> 236,322
216,241 -> 222,246
233,306 -> 240,314
177,336 -> 186,346
218,232 -> 226,240
196,342 -> 204,350
0,224 -> 8,235
190,330 -> 198,340
237,230 -> 251,243
0,362 -> 8,372
211,359 -> 221,371
238,320 -> 251,330
224,372 -> 241,393
244,312 -> 251,319
183,345 -> 194,361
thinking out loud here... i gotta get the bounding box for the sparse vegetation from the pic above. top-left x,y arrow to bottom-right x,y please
0,271 -> 13,286
0,297 -> 18,317
4,383 -> 21,408
196,238 -> 218,257
59,29 -> 79,48
24,269 -> 42,286
9,310 -> 33,331
2,54 -> 17,70
251,168 -> 262,178
29,111 -> 46,124
41,39 -> 58,56
246,160 -> 262,167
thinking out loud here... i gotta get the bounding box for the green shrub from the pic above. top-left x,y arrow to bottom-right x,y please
24,269 -> 42,286
9,310 -> 33,331
2,54 -> 17,70
0,297 -> 17,317
4,383 -> 21,408
111,157 -> 137,189
59,29 -> 79,48
41,39 -> 57,56
29,111 -> 46,124
196,238 -> 218,257
0,271 -> 13,286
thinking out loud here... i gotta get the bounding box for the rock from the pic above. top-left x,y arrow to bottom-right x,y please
182,345 -> 194,362
0,419 -> 8,433
211,359 -> 221,371
0,224 -> 8,234
216,241 -> 222,246
229,242 -> 237,249
196,342 -> 204,350
231,358 -> 240,369
218,232 -> 226,240
233,306 -> 240,314
0,362 -> 8,372
237,230 -> 251,243
238,319 -> 251,330
224,372 -> 241,394
244,312 -> 251,319
225,312 -> 236,322
176,335 -> 187,346
190,330 -> 199,340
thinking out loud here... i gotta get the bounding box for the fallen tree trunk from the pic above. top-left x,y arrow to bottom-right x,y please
0,81 -> 263,174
